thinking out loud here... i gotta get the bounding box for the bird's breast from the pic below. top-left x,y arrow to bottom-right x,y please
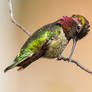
44,28 -> 68,58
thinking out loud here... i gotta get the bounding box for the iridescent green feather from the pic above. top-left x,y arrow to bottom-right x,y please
15,25 -> 61,63
4,24 -> 62,72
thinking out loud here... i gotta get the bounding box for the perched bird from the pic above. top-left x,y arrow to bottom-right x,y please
4,14 -> 90,72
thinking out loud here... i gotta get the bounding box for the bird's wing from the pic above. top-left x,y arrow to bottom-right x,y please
4,29 -> 53,72
16,40 -> 49,71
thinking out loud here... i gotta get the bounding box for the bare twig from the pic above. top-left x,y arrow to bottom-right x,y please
8,0 -> 30,36
57,56 -> 92,74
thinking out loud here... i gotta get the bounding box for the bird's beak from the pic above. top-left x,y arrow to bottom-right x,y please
68,37 -> 77,62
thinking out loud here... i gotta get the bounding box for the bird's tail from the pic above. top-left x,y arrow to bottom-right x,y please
4,61 -> 17,73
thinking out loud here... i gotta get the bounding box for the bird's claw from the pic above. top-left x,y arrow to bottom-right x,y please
56,56 -> 72,63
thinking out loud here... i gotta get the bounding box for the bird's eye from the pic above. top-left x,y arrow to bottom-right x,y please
77,25 -> 81,30
77,24 -> 82,33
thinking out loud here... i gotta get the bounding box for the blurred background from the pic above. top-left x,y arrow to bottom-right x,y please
1,0 -> 92,92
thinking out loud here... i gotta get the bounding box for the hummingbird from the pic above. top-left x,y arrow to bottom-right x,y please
4,14 -> 90,72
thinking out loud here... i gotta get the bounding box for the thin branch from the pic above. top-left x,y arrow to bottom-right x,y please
8,0 -> 30,36
57,56 -> 92,74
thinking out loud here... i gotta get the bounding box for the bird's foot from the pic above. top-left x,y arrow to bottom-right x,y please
56,56 -> 70,62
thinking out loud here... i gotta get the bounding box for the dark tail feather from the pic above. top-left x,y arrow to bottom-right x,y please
4,62 -> 16,73
16,48 -> 46,71
16,57 -> 34,71
17,66 -> 24,71
4,65 -> 13,73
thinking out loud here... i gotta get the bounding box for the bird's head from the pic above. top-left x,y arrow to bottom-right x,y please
57,15 -> 90,41
57,15 -> 90,61
71,14 -> 90,40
